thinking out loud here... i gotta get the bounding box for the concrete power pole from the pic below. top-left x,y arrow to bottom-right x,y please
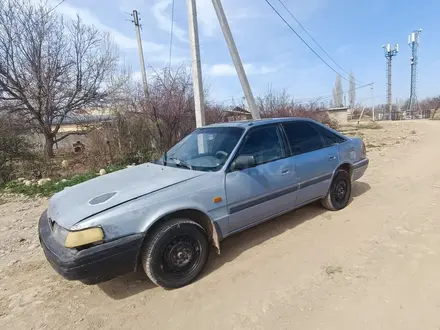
371,82 -> 375,122
382,43 -> 398,120
186,0 -> 205,127
211,0 -> 260,119
132,10 -> 149,99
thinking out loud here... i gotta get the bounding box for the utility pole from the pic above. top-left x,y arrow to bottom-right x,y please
132,10 -> 149,98
382,43 -> 398,120
358,106 -> 366,124
408,29 -> 422,118
212,0 -> 260,119
186,0 -> 205,127
371,82 -> 375,122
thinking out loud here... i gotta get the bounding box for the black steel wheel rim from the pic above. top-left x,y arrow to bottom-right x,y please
161,235 -> 202,279
333,178 -> 348,203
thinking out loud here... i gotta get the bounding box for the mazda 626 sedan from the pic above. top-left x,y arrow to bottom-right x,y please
39,118 -> 368,289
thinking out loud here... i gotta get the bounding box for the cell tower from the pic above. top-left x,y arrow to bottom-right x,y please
407,29 -> 422,118
382,44 -> 399,119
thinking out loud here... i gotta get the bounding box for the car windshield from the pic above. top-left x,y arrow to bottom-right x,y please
161,126 -> 244,172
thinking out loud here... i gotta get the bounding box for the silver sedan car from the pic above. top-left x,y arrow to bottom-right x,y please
39,118 -> 368,289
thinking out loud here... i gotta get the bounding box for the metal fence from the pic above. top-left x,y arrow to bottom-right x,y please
375,109 -> 432,121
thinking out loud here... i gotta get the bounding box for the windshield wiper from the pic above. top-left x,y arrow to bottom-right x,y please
169,157 -> 193,170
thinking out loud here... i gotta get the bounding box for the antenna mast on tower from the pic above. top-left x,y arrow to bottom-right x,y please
383,44 -> 399,120
407,29 -> 422,118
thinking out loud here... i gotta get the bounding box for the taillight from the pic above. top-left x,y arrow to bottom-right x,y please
361,141 -> 367,159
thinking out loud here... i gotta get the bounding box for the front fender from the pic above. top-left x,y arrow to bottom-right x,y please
139,178 -> 229,238
142,204 -> 224,253
141,203 -> 213,232
72,172 -> 227,242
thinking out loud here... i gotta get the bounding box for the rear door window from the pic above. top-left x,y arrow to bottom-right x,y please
282,121 -> 325,155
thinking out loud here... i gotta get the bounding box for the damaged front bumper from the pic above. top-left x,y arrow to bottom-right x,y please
38,210 -> 145,284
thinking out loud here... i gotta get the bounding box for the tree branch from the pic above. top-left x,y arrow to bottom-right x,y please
54,130 -> 90,143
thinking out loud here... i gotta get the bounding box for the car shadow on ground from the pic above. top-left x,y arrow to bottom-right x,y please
98,268 -> 155,299
99,181 -> 371,300
202,181 -> 371,279
351,181 -> 371,198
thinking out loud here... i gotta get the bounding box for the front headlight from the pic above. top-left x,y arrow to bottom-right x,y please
65,227 -> 104,248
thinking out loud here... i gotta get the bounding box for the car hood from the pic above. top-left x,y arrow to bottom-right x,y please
48,163 -> 205,229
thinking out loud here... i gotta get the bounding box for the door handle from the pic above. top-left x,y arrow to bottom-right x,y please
281,169 -> 291,175
328,155 -> 336,161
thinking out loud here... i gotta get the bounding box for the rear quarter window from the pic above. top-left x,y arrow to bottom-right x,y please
310,123 -> 346,146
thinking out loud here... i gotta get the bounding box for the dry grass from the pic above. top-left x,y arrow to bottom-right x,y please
356,122 -> 383,130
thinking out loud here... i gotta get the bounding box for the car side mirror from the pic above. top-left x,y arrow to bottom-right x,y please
231,155 -> 256,171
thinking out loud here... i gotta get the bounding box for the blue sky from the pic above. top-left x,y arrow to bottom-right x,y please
45,0 -> 439,106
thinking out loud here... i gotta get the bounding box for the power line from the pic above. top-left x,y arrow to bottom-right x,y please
12,0 -> 67,19
295,83 -> 373,104
308,83 -> 373,102
264,0 -> 350,82
275,0 -> 364,85
218,83 -> 373,106
215,96 -> 246,105
168,0 -> 175,70
316,83 -> 373,102
46,0 -> 66,15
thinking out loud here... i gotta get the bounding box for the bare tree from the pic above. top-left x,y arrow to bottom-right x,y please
255,89 -> 337,128
332,75 -> 343,107
256,86 -> 291,115
0,0 -> 120,158
349,70 -> 356,110
125,66 -> 197,153
205,103 -> 226,124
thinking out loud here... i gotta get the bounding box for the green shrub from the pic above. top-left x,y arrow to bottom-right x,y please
1,164 -> 125,197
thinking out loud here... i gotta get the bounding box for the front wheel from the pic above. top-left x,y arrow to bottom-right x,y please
321,169 -> 351,211
141,219 -> 209,289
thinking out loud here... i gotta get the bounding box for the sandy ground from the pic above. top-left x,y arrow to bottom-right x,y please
1,120 -> 440,329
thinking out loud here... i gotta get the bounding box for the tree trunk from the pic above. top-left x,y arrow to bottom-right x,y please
44,135 -> 55,159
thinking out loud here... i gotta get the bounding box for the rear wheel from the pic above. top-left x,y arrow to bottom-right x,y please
321,169 -> 351,211
141,219 -> 209,289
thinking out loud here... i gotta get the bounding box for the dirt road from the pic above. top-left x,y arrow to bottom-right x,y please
1,120 -> 440,329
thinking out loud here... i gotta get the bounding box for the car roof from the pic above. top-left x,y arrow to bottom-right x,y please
205,117 -> 314,129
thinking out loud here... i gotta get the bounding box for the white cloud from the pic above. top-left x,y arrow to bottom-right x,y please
132,71 -> 144,82
152,0 -> 188,42
195,0 -> 327,38
208,63 -> 278,77
195,0 -> 218,37
195,0 -> 256,37
50,1 -> 166,53
336,44 -> 351,54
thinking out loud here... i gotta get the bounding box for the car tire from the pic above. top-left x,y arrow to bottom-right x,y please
321,168 -> 351,211
141,219 -> 209,289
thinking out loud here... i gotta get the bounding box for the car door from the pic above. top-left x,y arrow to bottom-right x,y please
225,124 -> 297,234
282,121 -> 340,206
